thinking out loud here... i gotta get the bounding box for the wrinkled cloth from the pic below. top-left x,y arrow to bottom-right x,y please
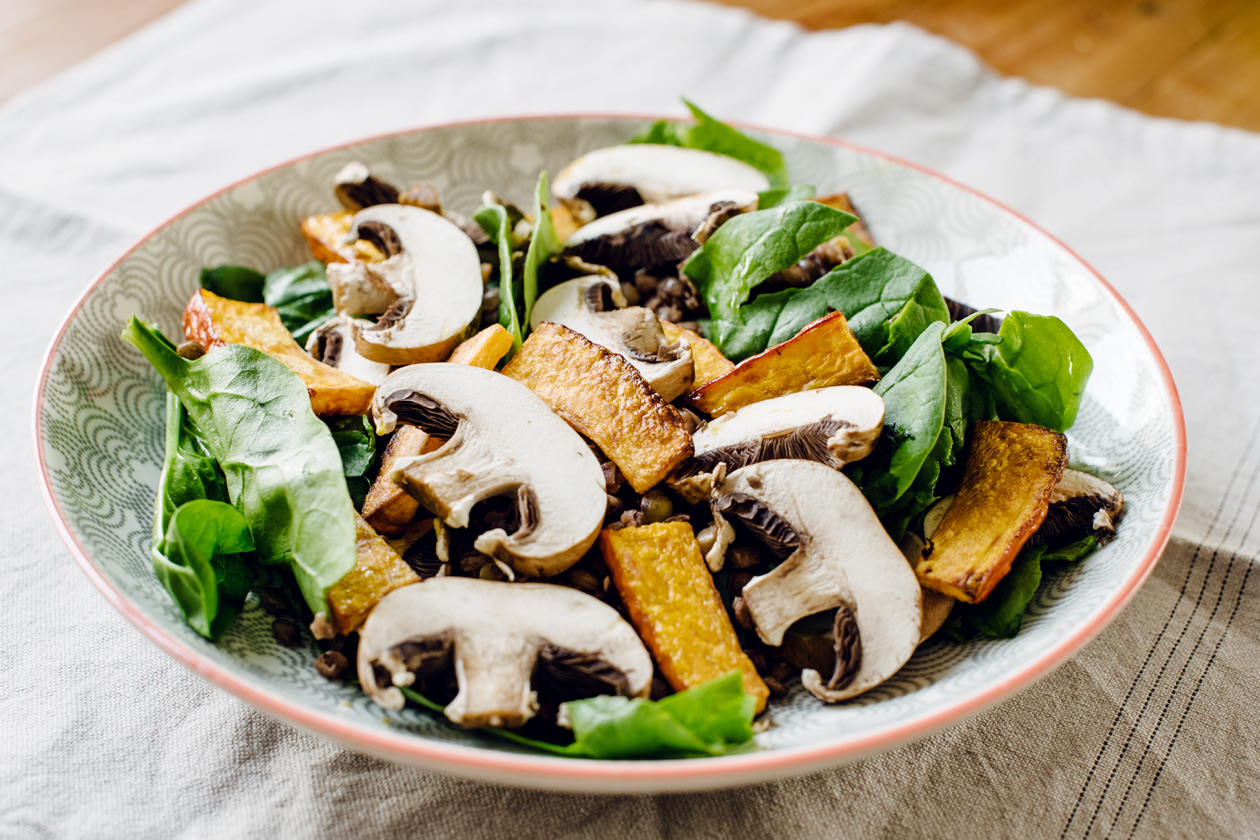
3,1 -> 1259,837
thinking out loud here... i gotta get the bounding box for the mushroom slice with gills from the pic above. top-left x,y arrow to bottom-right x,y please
325,204 -> 483,365
333,161 -> 400,210
1036,469 -> 1124,546
719,460 -> 922,703
898,529 -> 955,644
371,363 -> 606,578
530,275 -> 695,401
305,315 -> 390,385
563,190 -> 759,276
358,577 -> 653,727
552,144 -> 770,219
669,386 -> 885,503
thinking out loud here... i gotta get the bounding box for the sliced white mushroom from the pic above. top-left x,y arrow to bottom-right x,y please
553,145 -> 770,218
564,190 -> 759,274
358,578 -> 652,727
670,387 -> 885,504
1043,469 -> 1124,545
332,161 -> 401,210
530,275 -> 695,401
325,204 -> 483,365
372,363 -> 606,578
717,460 -> 921,703
305,315 -> 390,385
899,530 -> 955,644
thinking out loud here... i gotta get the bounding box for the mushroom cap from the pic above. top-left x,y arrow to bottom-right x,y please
371,363 -> 606,578
1041,468 -> 1124,545
671,387 -> 885,503
564,189 -> 760,248
358,578 -> 653,727
725,460 -> 922,702
328,204 -> 482,365
553,145 -> 770,206
530,275 -> 695,401
305,315 -> 391,385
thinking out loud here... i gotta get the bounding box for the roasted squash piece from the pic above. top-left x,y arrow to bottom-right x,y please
600,522 -> 769,713
324,513 -> 421,636
300,211 -> 386,264
814,193 -> 875,250
448,323 -> 514,369
686,311 -> 879,417
183,289 -> 376,417
916,421 -> 1068,603
362,426 -> 443,535
549,201 -> 583,242
659,320 -> 734,388
502,322 -> 693,493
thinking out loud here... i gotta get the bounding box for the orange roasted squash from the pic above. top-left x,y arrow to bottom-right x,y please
300,211 -> 387,265
685,311 -> 879,417
322,514 -> 421,636
659,320 -> 735,389
915,421 -> 1068,603
502,322 -> 693,493
183,289 -> 375,417
600,522 -> 769,713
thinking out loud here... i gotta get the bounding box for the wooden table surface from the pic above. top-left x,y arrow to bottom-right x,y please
1,0 -> 1257,132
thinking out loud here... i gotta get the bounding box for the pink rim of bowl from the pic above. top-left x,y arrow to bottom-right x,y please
33,114 -> 1186,793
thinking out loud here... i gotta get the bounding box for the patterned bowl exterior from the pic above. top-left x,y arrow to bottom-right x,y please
34,116 -> 1184,793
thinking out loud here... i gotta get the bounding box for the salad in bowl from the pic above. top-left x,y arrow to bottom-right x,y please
115,103 -> 1126,762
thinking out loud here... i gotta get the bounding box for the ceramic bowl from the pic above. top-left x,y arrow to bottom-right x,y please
34,116 -> 1184,793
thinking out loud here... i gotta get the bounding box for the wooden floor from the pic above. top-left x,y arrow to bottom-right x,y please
1,0 -> 1257,132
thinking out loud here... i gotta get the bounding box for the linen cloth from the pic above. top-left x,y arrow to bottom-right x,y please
3,0 -> 1259,836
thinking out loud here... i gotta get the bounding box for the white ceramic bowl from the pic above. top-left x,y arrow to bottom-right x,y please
34,115 -> 1184,793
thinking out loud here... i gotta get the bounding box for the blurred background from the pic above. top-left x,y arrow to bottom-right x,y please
2,0 -> 1256,130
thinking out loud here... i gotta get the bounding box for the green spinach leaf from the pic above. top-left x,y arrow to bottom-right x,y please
326,414 -> 377,510
474,203 -> 521,350
948,535 -> 1098,640
814,248 -> 950,369
262,261 -> 337,345
629,100 -> 790,187
756,184 -> 816,210
683,200 -> 856,325
154,499 -> 254,638
199,265 -> 265,303
401,671 -> 756,760
708,286 -> 829,361
860,322 -> 949,508
971,312 -> 1093,431
124,317 -> 357,615
522,171 -> 562,330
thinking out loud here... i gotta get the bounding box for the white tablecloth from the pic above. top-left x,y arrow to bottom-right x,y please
4,1 -> 1259,836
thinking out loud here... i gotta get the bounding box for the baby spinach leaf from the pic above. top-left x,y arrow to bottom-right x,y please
522,171 -> 562,331
154,391 -> 229,533
756,184 -> 816,210
124,317 -> 357,615
814,248 -> 950,369
863,322 -> 948,507
154,499 -> 254,638
326,414 -> 377,510
263,261 -> 337,345
629,100 -> 790,187
683,200 -> 856,326
474,203 -> 521,351
972,312 -> 1094,432
708,287 -> 829,361
400,671 -> 755,760
200,265 -> 265,303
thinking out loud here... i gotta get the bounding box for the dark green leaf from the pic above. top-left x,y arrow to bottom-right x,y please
628,101 -> 790,187
814,248 -> 950,368
326,415 -> 377,479
1042,534 -> 1098,563
683,200 -> 856,325
474,204 -> 521,351
153,499 -> 254,638
756,184 -> 816,210
262,261 -> 337,345
866,322 -> 948,505
974,312 -> 1094,431
708,287 -> 829,361
522,171 -> 562,331
399,672 -> 756,760
124,317 -> 357,614
200,265 -> 265,303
